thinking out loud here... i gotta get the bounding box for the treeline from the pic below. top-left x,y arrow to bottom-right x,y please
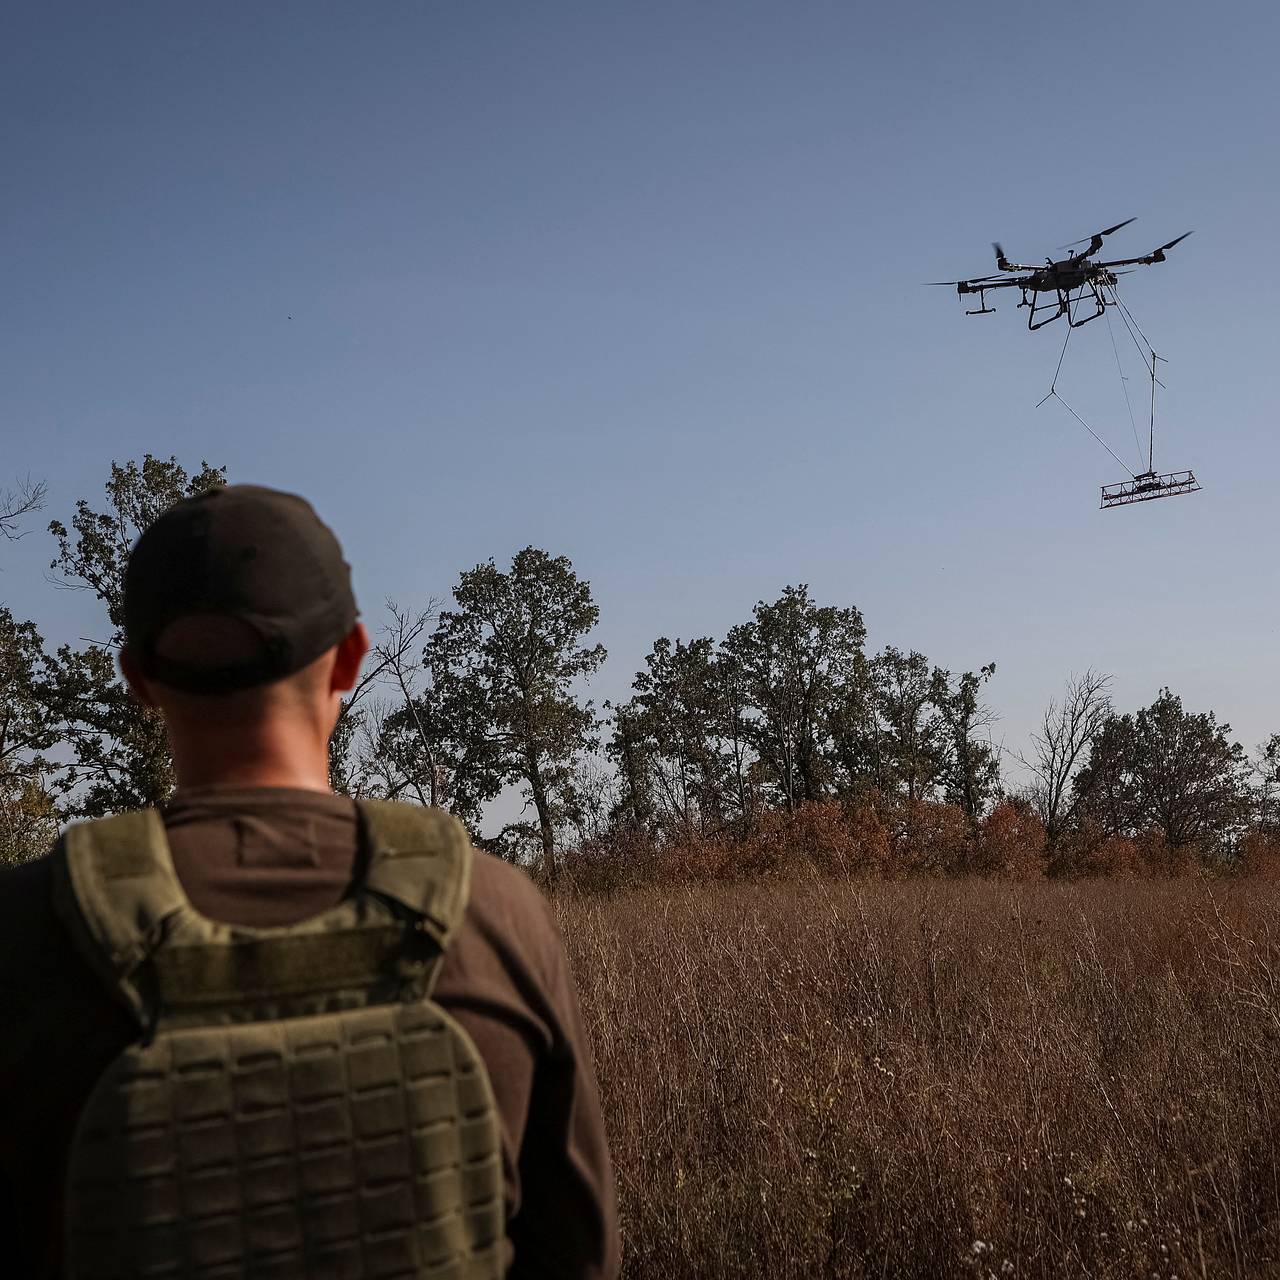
2,456 -> 1278,881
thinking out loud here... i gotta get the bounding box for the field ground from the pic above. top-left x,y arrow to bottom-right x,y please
557,876 -> 1280,1279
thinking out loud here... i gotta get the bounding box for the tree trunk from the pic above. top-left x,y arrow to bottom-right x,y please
525,751 -> 557,882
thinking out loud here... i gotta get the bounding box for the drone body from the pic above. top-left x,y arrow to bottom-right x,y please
931,219 -> 1192,330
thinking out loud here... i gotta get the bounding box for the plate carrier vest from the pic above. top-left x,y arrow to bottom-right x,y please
51,800 -> 506,1280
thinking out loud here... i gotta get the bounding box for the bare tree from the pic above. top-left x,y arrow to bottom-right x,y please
329,599 -> 441,798
1017,669 -> 1112,851
1,476 -> 47,542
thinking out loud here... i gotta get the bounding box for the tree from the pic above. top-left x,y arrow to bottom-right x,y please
1018,669 -> 1113,858
826,650 -> 885,799
1251,734 -> 1280,835
624,636 -> 728,837
722,586 -> 866,811
872,646 -> 944,802
43,456 -> 226,816
1075,689 -> 1249,865
930,662 -> 1000,824
606,701 -> 658,836
329,601 -> 451,803
0,607 -> 57,863
427,547 -> 605,880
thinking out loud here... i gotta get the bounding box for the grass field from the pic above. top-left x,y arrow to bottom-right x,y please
557,876 -> 1280,1279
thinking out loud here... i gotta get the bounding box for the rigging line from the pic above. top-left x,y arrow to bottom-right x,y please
1106,285 -> 1150,368
1036,322 -> 1073,407
1108,285 -> 1157,367
1110,285 -> 1156,356
1104,304 -> 1145,469
1107,286 -> 1166,472
1043,389 -> 1135,474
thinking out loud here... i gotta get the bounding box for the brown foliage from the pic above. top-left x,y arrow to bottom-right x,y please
751,800 -> 890,877
1240,828 -> 1280,879
561,878 -> 1280,1279
885,798 -> 972,876
975,797 -> 1047,878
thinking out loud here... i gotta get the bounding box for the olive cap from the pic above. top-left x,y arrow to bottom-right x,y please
123,484 -> 358,694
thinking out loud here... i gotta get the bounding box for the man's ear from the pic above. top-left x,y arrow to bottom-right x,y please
119,647 -> 159,709
330,623 -> 371,695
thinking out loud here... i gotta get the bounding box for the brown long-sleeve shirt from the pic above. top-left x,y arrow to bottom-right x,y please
0,787 -> 619,1280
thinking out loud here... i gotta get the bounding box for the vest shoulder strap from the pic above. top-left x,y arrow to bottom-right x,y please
358,798 -> 472,949
52,801 -> 474,1027
52,809 -> 184,1020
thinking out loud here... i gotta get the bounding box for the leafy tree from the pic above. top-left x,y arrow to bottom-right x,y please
930,662 -> 1000,823
722,586 -> 866,811
43,455 -> 226,816
825,651 -> 886,799
427,547 -> 605,880
624,637 -> 727,836
607,701 -> 658,836
1076,689 -> 1249,862
0,607 -> 57,862
1251,734 -> 1280,835
872,646 -> 944,802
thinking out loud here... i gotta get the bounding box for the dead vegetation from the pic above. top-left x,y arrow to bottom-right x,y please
558,876 -> 1280,1279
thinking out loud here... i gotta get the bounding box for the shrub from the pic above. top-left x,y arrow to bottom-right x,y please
975,796 -> 1047,878
886,798 -> 972,876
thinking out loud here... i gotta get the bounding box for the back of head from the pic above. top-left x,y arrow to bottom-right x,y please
123,483 -> 358,697
119,483 -> 365,783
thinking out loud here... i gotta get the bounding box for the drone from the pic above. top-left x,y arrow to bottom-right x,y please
930,218 -> 1192,330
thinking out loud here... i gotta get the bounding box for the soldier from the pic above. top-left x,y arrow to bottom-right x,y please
0,484 -> 619,1279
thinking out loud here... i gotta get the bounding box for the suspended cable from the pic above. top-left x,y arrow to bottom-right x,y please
1104,305 -> 1145,469
1036,323 -> 1072,407
1041,389 -> 1136,474
1109,285 -> 1156,357
1108,286 -> 1161,392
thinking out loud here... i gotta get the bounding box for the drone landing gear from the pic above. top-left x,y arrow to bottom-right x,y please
1023,288 -> 1068,330
1022,283 -> 1109,330
965,287 -> 996,316
1067,281 -> 1107,328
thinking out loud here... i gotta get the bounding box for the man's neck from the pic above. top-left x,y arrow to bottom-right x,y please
167,720 -> 334,793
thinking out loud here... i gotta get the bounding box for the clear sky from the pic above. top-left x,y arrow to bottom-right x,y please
3,1 -> 1277,782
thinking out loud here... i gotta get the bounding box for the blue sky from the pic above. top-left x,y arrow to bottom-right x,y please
3,1 -> 1277,782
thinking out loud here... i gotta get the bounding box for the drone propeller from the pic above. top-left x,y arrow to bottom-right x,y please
1100,232 -> 1194,269
1059,217 -> 1136,251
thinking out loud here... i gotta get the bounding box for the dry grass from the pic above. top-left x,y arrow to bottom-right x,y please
557,875 -> 1280,1279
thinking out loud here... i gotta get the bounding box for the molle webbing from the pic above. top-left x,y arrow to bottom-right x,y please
65,1002 -> 506,1279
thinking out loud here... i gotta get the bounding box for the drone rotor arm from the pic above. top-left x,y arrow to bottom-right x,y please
1059,217 -> 1137,256
1098,233 -> 1191,269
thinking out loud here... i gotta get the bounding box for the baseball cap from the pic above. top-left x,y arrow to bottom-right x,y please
123,484 -> 358,694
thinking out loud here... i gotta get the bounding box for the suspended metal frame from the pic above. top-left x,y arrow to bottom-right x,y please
1100,470 -> 1201,508
1038,288 -> 1202,510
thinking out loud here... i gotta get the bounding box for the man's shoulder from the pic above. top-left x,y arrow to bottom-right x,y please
0,851 -> 57,933
468,847 -> 555,928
